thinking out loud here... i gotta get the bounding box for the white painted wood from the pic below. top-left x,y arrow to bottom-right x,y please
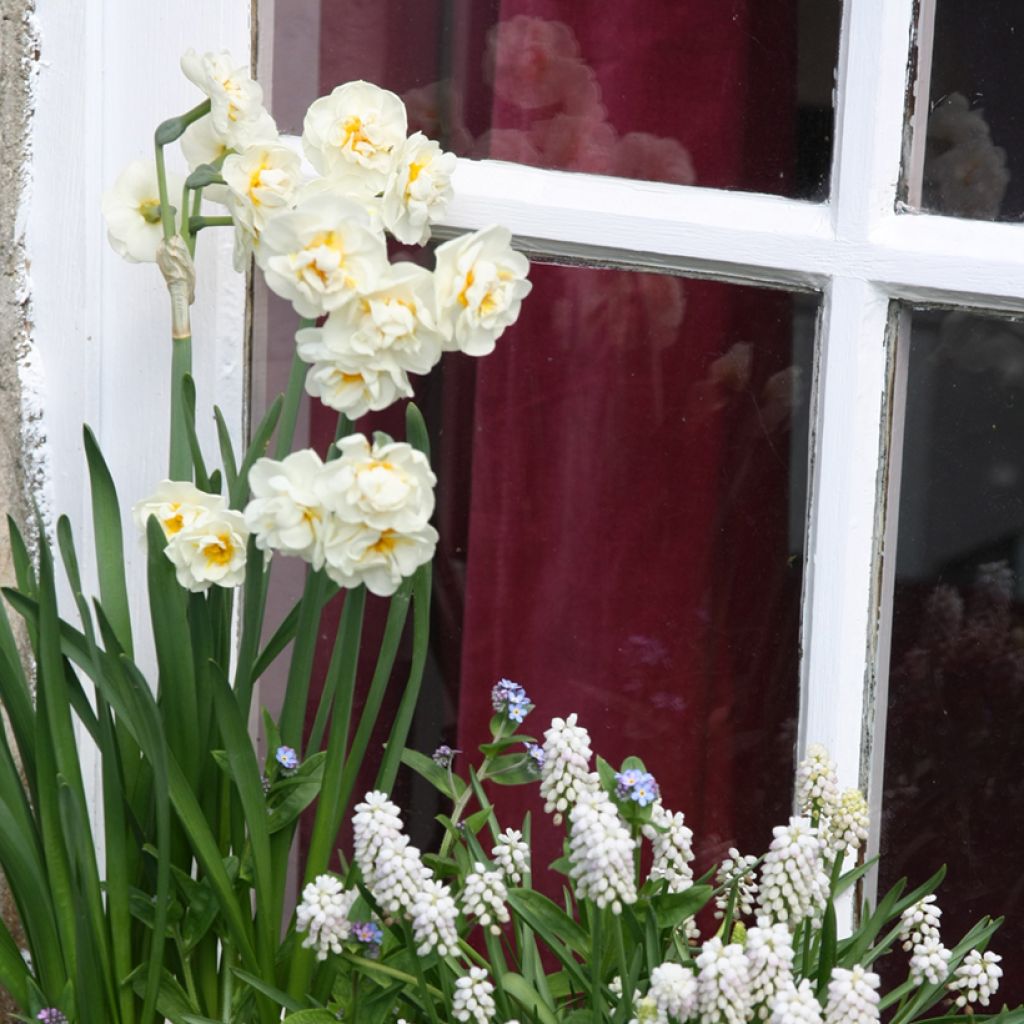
26,1 -> 252,832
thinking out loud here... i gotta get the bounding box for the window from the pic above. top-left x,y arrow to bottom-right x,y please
253,2 -> 1024,985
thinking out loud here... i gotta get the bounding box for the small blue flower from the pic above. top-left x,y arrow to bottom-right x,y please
615,768 -> 643,798
525,742 -> 546,773
492,678 -> 532,722
351,920 -> 383,945
632,772 -> 660,807
275,745 -> 299,772
432,744 -> 460,768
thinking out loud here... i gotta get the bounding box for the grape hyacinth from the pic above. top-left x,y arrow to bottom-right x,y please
769,980 -> 823,1024
908,936 -> 950,986
540,713 -> 598,823
823,966 -> 879,1024
898,894 -> 942,951
695,937 -> 754,1024
492,828 -> 531,885
452,966 -> 497,1024
461,862 -> 510,934
746,923 -> 795,1019
643,802 -> 695,894
370,834 -> 431,917
295,874 -> 358,960
949,949 -> 1003,1008
714,849 -> 759,921
827,788 -> 869,858
568,787 -> 638,913
795,744 -> 839,824
352,791 -> 406,882
756,818 -> 829,929
409,876 -> 459,956
491,678 -> 531,723
648,962 -> 699,1023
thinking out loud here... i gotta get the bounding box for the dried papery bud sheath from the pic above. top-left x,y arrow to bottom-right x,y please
157,235 -> 197,340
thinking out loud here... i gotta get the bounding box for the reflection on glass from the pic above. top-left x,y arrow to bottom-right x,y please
270,0 -> 840,200
883,308 -> 1024,1002
915,5 -> 1022,220
296,263 -> 816,876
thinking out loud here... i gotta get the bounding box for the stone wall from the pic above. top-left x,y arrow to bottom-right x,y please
0,0 -> 38,1016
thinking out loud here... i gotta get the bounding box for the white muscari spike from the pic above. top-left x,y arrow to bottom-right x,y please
769,979 -> 823,1024
452,966 -> 497,1024
949,949 -> 1002,1008
540,714 -> 598,823
368,835 -> 430,917
898,894 -> 942,952
909,937 -> 951,986
755,818 -> 829,930
294,874 -> 357,961
409,876 -> 459,957
492,828 -> 530,885
568,787 -> 638,913
695,937 -> 754,1024
823,966 -> 880,1024
714,849 -> 759,921
352,790 -> 405,883
461,862 -> 511,934
643,802 -> 696,894
648,962 -> 698,1023
746,922 -> 795,1019
795,744 -> 839,824
828,788 -> 869,858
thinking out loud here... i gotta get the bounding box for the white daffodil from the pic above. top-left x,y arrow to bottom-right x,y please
317,434 -> 436,534
164,507 -> 249,592
382,132 -> 457,244
303,80 -> 407,189
321,519 -> 437,597
222,142 -> 303,269
296,175 -> 384,234
258,193 -> 388,317
101,160 -> 185,263
434,225 -> 532,356
180,48 -> 267,144
181,109 -> 279,207
302,358 -> 413,419
133,480 -> 228,539
244,449 -> 328,567
296,263 -> 444,380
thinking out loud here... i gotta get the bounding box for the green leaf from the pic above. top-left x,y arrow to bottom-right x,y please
213,406 -> 239,503
126,964 -> 197,1024
816,900 -> 837,996
502,973 -> 560,1024
180,375 -> 211,491
649,885 -> 713,930
231,968 -> 303,1013
398,747 -> 467,801
506,888 -> 590,957
83,426 -> 134,657
267,752 -> 326,833
232,394 -> 283,507
405,402 -> 431,457
282,1012 -> 339,1024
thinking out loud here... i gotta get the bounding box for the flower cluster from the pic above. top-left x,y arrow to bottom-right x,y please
102,55 -> 532,423
539,713 -> 598,823
949,949 -> 1003,1008
452,967 -> 497,1024
714,849 -> 759,922
755,818 -> 829,930
133,481 -> 248,592
615,768 -> 660,807
295,874 -> 358,960
460,862 -> 511,935
492,829 -> 531,886
491,678 -> 532,723
243,434 -> 437,596
567,787 -> 637,913
642,802 -> 695,894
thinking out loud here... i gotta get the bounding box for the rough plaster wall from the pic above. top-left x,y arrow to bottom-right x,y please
0,0 -> 40,1014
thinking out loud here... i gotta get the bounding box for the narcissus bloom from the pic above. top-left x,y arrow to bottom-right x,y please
434,225 -> 532,356
318,434 -> 436,534
164,508 -> 249,592
303,80 -> 407,189
301,358 -> 412,419
102,160 -> 184,263
244,449 -> 328,567
180,49 -> 267,143
382,132 -> 457,244
133,480 -> 228,539
258,193 -> 388,317
321,520 -> 437,597
222,142 -> 304,268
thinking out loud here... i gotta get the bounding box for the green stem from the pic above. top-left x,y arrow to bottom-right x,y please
219,942 -> 234,1023
173,928 -> 201,1011
189,216 -> 234,232
275,338 -> 313,460
591,904 -> 606,1023
169,335 -> 193,480
484,930 -> 513,1022
402,922 -> 441,1024
153,142 -> 176,242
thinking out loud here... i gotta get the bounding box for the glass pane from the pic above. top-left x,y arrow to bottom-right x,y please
269,0 -> 840,201
254,261 -> 818,875
908,4 -> 1022,220
882,307 -> 1024,1001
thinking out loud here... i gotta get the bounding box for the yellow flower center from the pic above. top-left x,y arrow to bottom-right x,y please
162,504 -> 184,534
248,158 -> 270,204
368,530 -> 397,555
202,534 -> 234,567
457,269 -> 475,308
139,198 -> 162,224
342,116 -> 371,151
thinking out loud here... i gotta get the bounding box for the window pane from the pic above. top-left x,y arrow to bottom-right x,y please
907,4 -> 1021,220
279,262 -> 817,874
270,0 -> 840,201
882,307 -> 1024,1000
